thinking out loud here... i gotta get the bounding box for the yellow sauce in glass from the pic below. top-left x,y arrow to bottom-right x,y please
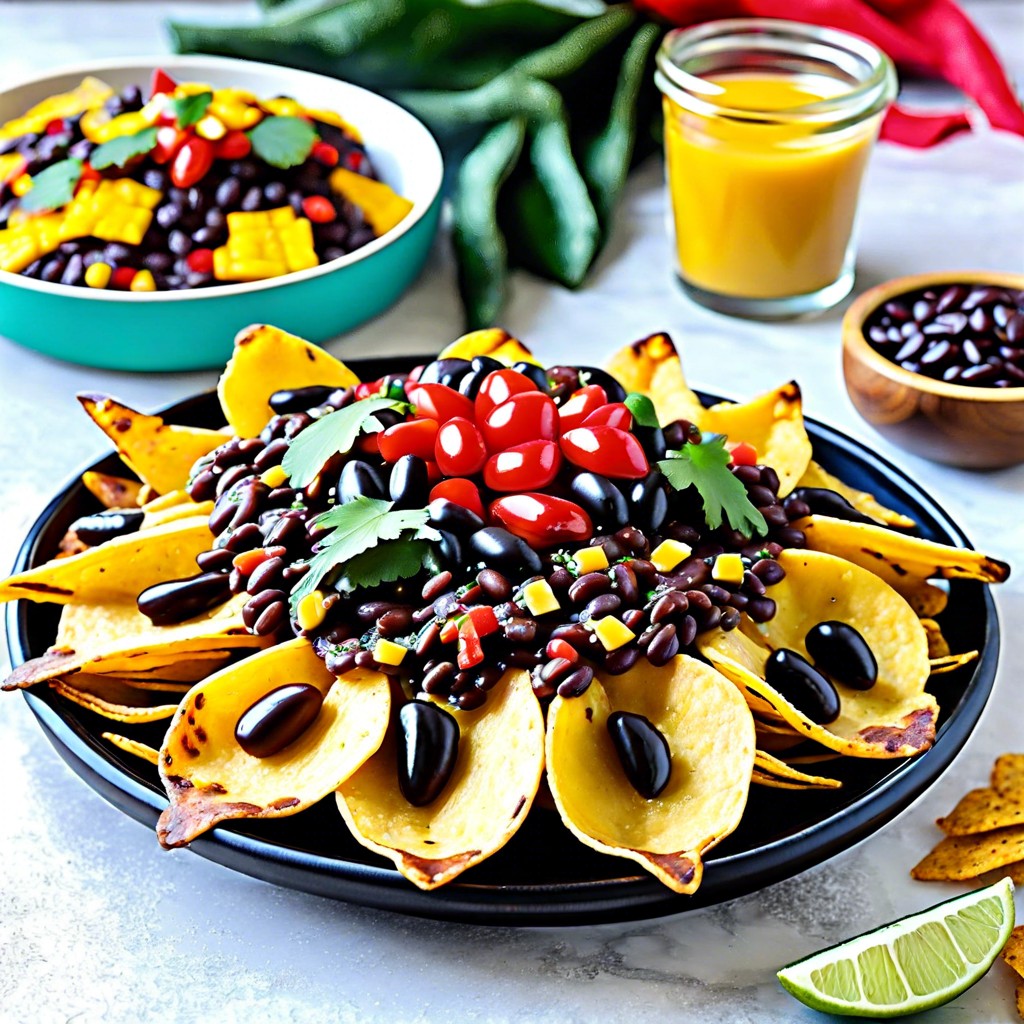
663,73 -> 881,300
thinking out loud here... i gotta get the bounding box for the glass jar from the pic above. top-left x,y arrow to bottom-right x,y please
656,19 -> 897,319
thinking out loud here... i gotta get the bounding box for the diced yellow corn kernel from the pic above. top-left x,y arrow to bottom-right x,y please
573,546 -> 609,575
84,261 -> 112,289
521,579 -> 559,616
296,591 -> 327,631
592,616 -> 635,652
11,174 -> 33,197
260,465 -> 289,489
650,539 -> 693,573
130,269 -> 156,292
712,553 -> 745,585
0,212 -> 65,273
373,638 -> 408,667
60,178 -> 160,246
195,114 -> 226,141
213,207 -> 318,282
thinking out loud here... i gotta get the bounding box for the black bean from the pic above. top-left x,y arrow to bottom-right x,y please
428,498 -> 483,536
647,622 -> 679,666
397,702 -> 459,806
569,472 -> 629,533
651,590 -> 687,624
702,584 -> 732,606
138,571 -> 231,626
721,607 -> 742,631
609,562 -> 639,605
196,548 -> 234,573
70,507 -> 144,544
569,572 -> 612,604
607,711 -> 671,798
805,620 -> 878,690
246,556 -> 285,595
731,464 -> 761,486
415,620 -> 440,655
764,648 -> 840,723
504,617 -> 537,644
584,593 -> 621,620
378,607 -> 413,637
422,661 -> 456,695
614,526 -> 649,558
241,185 -> 262,212
456,690 -> 487,710
477,568 -> 511,601
40,258 -> 66,282
216,177 -> 241,208
468,527 -> 542,575
751,558 -> 785,585
747,596 -> 777,623
417,358 -> 471,388
603,646 -> 641,675
677,615 -> 698,647
557,665 -> 594,698
235,684 -> 323,758
541,658 -> 573,683
264,181 -> 287,203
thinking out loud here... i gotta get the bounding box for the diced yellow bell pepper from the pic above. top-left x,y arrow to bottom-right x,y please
0,213 -> 65,273
212,207 -> 319,282
61,179 -> 161,246
591,616 -> 636,652
296,591 -> 327,631
372,638 -> 408,667
650,539 -> 693,573
711,553 -> 745,585
521,579 -> 559,616
573,546 -> 609,575
329,166 -> 413,235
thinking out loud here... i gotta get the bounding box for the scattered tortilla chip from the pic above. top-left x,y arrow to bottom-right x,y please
77,394 -> 225,496
700,550 -> 937,758
51,678 -> 179,723
102,732 -> 160,766
751,770 -> 840,791
158,638 -> 390,847
0,518 -> 212,606
336,669 -> 544,890
1017,979 -> 1024,1022
994,756 -> 1024,799
545,657 -> 755,894
921,618 -> 950,659
699,382 -> 812,497
113,656 -> 231,686
140,490 -> 213,528
81,470 -> 143,509
911,825 -> 1024,880
218,324 -> 361,438
754,749 -> 842,789
796,460 -> 916,528
1001,926 -> 1024,979
929,651 -> 979,675
938,788 -> 1024,836
437,328 -> 539,367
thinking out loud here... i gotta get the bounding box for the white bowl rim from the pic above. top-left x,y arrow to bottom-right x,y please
0,54 -> 444,304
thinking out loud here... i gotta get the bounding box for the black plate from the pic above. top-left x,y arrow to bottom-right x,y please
6,357 -> 999,925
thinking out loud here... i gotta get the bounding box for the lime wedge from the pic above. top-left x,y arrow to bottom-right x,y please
777,877 -> 1015,1018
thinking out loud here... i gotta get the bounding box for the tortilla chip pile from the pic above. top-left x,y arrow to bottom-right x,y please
1002,926 -> 1024,1020
0,326 -> 1010,896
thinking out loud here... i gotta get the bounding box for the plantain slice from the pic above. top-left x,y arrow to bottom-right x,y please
218,324 -> 360,438
0,517 -> 212,606
796,460 -> 916,528
700,550 -> 938,758
77,394 -> 225,496
545,656 -> 755,895
158,638 -> 389,848
336,669 -> 544,890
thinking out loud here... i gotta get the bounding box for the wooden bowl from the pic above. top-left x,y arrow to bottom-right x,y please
842,271 -> 1024,469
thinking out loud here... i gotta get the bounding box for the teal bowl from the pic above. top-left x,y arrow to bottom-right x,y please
0,57 -> 443,371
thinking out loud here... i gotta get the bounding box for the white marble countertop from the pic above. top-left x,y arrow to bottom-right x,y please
1,3 -> 1022,1022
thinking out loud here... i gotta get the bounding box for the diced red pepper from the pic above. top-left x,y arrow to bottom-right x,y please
186,248 -> 214,274
153,125 -> 187,165
407,383 -> 475,424
464,605 -> 499,637
311,141 -> 339,166
45,119 -> 68,136
440,616 -> 462,644
213,130 -> 252,161
457,619 -> 484,670
77,162 -> 101,187
149,68 -> 178,100
345,150 -> 365,171
728,441 -> 759,466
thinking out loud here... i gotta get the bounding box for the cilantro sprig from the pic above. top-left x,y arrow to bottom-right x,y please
89,128 -> 158,170
247,115 -> 317,169
658,434 -> 768,540
289,498 -> 439,611
19,158 -> 82,212
169,90 -> 212,129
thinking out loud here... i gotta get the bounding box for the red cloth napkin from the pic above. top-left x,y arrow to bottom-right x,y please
636,0 -> 1024,147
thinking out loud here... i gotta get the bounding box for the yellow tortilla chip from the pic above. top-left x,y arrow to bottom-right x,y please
328,166 -> 413,235
102,732 -> 161,766
437,328 -> 539,367
217,324 -> 360,439
1001,926 -> 1024,979
911,826 -> 1024,881
81,470 -> 143,509
545,657 -> 755,894
158,639 -> 390,847
0,518 -> 212,606
140,489 -> 212,528
336,670 -> 544,890
937,788 -> 1024,836
113,656 -> 231,686
994,755 -> 1024,799
929,651 -> 979,675
753,749 -> 842,789
700,549 -> 937,758
921,618 -> 950,659
51,678 -> 179,723
78,394 -> 225,496
750,770 -> 840,791
1017,979 -> 1024,1022
796,461 -> 916,528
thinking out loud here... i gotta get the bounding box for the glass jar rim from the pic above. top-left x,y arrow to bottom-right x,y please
655,18 -> 897,125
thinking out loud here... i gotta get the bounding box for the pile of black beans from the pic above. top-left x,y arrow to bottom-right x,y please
863,283 -> 1024,388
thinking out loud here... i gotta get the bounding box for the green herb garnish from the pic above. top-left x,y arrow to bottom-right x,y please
89,128 -> 159,170
332,538 -> 434,594
624,392 -> 659,429
247,115 -> 317,169
169,90 -> 213,129
659,434 -> 768,540
19,158 -> 82,212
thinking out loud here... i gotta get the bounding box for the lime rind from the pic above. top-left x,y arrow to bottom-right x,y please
777,877 -> 1015,1018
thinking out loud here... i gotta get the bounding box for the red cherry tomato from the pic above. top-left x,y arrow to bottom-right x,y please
407,383 -> 475,424
545,638 -> 578,663
312,141 -> 340,166
301,195 -> 336,223
150,68 -> 178,99
429,478 -> 484,519
152,125 -> 187,165
489,493 -> 592,549
170,136 -> 215,188
45,119 -> 68,136
481,391 -> 558,452
213,130 -> 252,161
557,385 -> 607,432
434,417 -> 487,477
378,418 -> 439,463
560,426 -> 649,479
728,441 -> 759,466
186,248 -> 214,274
110,267 -> 137,290
474,369 -> 538,422
583,402 -> 632,431
483,440 -> 561,492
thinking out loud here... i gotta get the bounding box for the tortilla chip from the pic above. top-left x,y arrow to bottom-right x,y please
51,678 -> 179,723
1002,926 -> 1024,979
77,394 -> 225,496
994,756 -> 1024,799
938,788 -> 1024,836
545,656 -> 755,894
796,461 -> 916,528
0,518 -> 212,606
921,618 -> 950,659
81,470 -> 143,509
140,490 -> 213,528
753,749 -> 842,789
1017,979 -> 1024,1022
102,732 -> 160,765
911,826 -> 1024,881
751,770 -> 841,791
929,651 -> 979,675
436,328 -> 539,368
113,656 -> 231,685
699,382 -> 812,497
337,671 -> 544,890
158,638 -> 390,847
218,324 -> 361,439
700,549 -> 937,758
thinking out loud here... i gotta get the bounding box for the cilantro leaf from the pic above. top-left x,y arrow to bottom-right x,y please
333,539 -> 433,594
89,128 -> 158,170
624,392 -> 659,429
288,497 -> 439,610
20,158 -> 82,212
247,115 -> 317,169
281,397 -> 399,489
169,91 -> 212,129
659,434 -> 768,539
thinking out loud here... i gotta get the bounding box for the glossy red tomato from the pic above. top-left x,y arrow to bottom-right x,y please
213,130 -> 252,161
557,385 -> 607,432
583,402 -> 632,430
489,493 -> 592,549
728,441 -> 759,466
481,391 -> 558,452
560,426 -> 649,479
435,417 -> 487,476
429,478 -> 485,519
170,136 -> 215,188
150,68 -> 177,99
378,418 -> 439,463
483,440 -> 561,492
407,383 -> 475,424
474,369 -> 538,422
152,125 -> 186,165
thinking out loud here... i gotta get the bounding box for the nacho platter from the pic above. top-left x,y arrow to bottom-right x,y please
5,352 -> 1000,925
